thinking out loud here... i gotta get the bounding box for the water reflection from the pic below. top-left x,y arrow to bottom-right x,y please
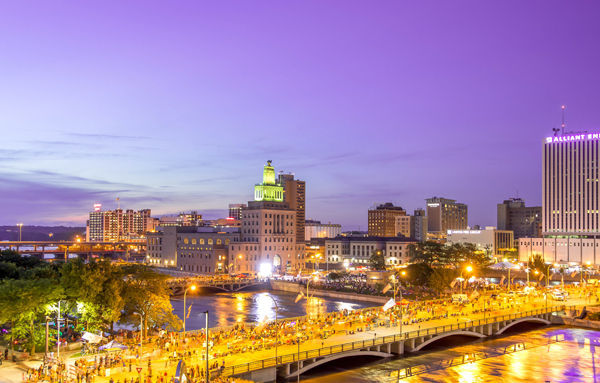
171,290 -> 371,330
302,326 -> 600,382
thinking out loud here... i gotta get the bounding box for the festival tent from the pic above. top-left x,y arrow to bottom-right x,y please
81,332 -> 104,344
98,340 -> 127,351
489,261 -> 519,269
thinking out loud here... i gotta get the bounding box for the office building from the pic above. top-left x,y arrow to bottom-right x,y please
447,227 -> 514,257
497,198 -> 541,239
305,220 -> 342,241
229,161 -> 305,274
278,172 -> 306,243
394,215 -> 412,238
426,197 -> 468,240
325,236 -> 415,268
519,132 -> 600,264
146,226 -> 240,273
368,203 -> 407,237
411,209 -> 428,242
158,211 -> 203,227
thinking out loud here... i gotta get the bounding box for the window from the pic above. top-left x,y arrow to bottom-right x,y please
200,239 -> 205,244
208,239 -> 213,245
183,237 -> 189,244
191,238 -> 197,245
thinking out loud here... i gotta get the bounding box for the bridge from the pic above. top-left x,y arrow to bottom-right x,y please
221,305 -> 564,382
0,240 -> 146,259
168,278 -> 268,294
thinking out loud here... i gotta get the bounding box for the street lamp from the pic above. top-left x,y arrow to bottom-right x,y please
17,223 -> 23,242
265,295 -> 279,363
204,310 -> 209,383
133,312 -> 143,351
460,265 -> 473,294
183,284 -> 197,335
389,270 -> 406,335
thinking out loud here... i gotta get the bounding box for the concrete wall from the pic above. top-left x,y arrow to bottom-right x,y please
269,280 -> 388,304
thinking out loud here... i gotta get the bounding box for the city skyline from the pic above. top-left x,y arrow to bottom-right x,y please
2,1 -> 600,228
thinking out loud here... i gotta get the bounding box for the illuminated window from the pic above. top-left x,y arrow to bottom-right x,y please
192,238 -> 197,245
184,238 -> 189,244
199,239 -> 205,244
208,239 -> 213,245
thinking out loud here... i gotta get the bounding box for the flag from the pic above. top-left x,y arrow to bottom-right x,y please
295,291 -> 305,303
450,279 -> 457,288
383,298 -> 396,312
500,276 -> 505,285
186,304 -> 192,319
539,274 -> 545,281
382,283 -> 392,294
470,290 -> 480,300
571,271 -> 577,278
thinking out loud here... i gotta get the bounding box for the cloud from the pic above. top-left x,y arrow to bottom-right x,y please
65,132 -> 152,141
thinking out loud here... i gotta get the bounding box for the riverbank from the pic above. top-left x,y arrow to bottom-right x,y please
269,280 -> 388,304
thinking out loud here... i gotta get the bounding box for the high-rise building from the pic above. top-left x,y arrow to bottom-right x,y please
229,161 -> 305,274
394,215 -> 412,238
411,209 -> 428,242
228,204 -> 246,220
278,172 -> 306,244
426,197 -> 468,239
543,133 -> 600,236
497,198 -> 541,239
86,206 -> 155,242
158,211 -> 203,227
520,132 -> 600,264
368,203 -> 407,237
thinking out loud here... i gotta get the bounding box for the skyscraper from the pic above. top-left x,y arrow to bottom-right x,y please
426,197 -> 468,240
278,172 -> 306,244
543,133 -> 600,236
520,132 -> 600,264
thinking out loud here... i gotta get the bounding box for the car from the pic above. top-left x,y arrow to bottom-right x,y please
551,292 -> 566,301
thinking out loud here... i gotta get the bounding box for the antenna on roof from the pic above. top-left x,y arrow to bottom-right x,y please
561,105 -> 566,135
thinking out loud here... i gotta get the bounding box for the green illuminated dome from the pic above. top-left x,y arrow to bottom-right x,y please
254,160 -> 283,201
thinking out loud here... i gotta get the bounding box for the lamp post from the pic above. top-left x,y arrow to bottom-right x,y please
460,265 -> 473,294
183,284 -> 197,335
204,311 -> 209,383
133,312 -> 143,351
17,223 -> 23,242
265,295 -> 279,363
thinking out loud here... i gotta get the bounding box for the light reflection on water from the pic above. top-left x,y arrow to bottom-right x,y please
302,326 -> 600,383
171,290 -> 372,330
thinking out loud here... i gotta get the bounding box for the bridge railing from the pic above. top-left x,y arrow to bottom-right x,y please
222,304 -> 572,377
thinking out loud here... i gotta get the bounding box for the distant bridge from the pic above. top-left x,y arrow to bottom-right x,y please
222,306 -> 564,382
0,240 -> 146,259
168,278 -> 268,294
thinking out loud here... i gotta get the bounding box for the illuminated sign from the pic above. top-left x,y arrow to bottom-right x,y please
93,203 -> 102,212
447,230 -> 481,235
427,203 -> 440,207
546,133 -> 600,144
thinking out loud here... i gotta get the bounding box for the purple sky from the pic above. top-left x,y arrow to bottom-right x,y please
1,1 -> 600,230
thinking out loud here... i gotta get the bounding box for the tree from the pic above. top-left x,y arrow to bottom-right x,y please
405,263 -> 433,286
121,266 -> 181,337
530,254 -> 550,276
369,250 -> 386,271
428,268 -> 458,295
408,241 -> 451,266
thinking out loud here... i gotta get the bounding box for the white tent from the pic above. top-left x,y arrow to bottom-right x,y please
81,332 -> 104,344
489,261 -> 519,269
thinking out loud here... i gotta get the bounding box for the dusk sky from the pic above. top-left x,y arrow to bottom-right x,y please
1,1 -> 600,229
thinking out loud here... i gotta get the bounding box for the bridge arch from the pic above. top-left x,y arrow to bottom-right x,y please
496,317 -> 550,335
286,350 -> 392,378
412,330 -> 486,352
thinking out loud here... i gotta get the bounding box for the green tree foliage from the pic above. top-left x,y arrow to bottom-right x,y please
369,250 -> 386,271
405,263 -> 433,286
121,265 -> 182,336
428,268 -> 458,295
409,241 -> 492,268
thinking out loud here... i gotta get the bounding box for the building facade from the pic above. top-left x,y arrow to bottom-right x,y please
305,220 -> 342,241
411,209 -> 428,242
146,226 -> 240,273
426,197 -> 468,240
228,204 -> 246,220
519,132 -> 600,264
325,236 -> 415,268
86,207 -> 155,242
497,198 -> 541,239
447,227 -> 514,257
394,215 -> 412,239
278,173 -> 306,244
228,162 -> 305,275
368,203 -> 407,237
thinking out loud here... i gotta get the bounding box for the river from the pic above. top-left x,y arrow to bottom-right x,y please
171,289 -> 375,329
299,325 -> 600,382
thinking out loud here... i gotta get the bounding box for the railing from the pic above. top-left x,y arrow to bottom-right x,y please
221,305 -> 572,377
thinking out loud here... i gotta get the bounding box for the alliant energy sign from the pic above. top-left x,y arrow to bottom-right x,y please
546,133 -> 600,143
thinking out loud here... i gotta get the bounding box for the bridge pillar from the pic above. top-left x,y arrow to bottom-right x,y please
384,343 -> 391,354
284,363 -> 290,375
391,340 -> 404,355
